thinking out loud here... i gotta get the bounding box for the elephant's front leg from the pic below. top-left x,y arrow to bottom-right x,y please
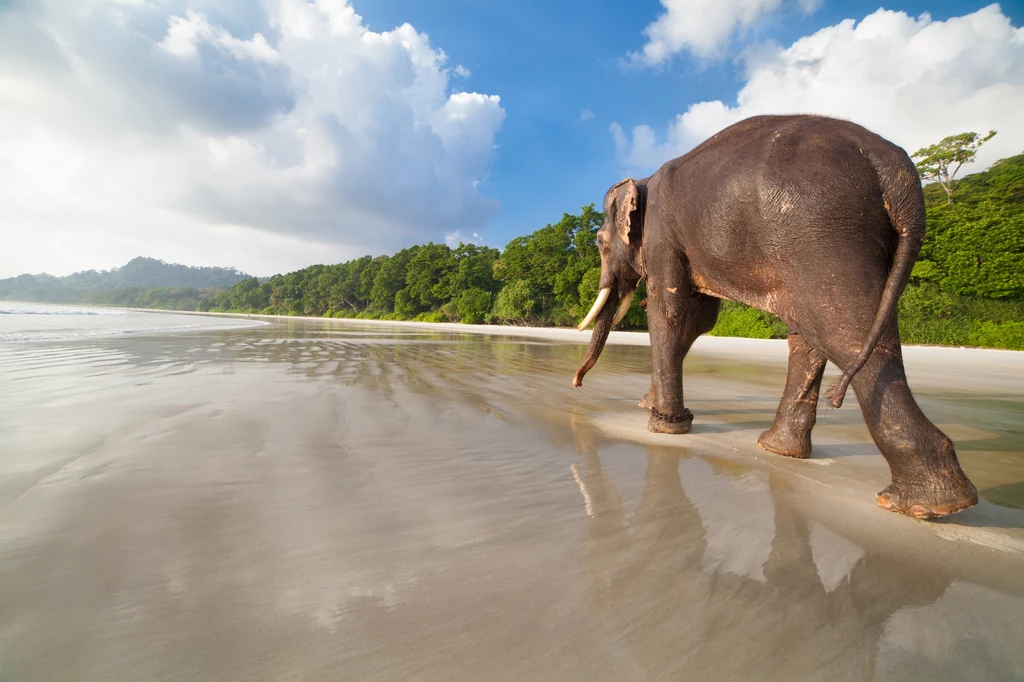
638,296 -> 716,411
647,307 -> 690,433
757,332 -> 827,458
646,281 -> 718,433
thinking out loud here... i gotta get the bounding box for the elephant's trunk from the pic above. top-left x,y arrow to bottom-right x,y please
573,291 -> 618,388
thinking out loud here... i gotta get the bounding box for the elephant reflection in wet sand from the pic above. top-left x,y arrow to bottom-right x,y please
568,424 -> 953,680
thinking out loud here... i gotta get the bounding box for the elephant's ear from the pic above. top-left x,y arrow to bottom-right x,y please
615,178 -> 638,245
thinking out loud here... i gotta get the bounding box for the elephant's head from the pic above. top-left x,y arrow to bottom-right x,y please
573,177 -> 645,388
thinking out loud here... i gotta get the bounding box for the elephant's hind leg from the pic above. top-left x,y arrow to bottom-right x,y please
757,332 -> 827,458
816,323 -> 977,518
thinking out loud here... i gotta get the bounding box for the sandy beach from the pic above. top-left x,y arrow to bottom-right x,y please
1,312 -> 1022,680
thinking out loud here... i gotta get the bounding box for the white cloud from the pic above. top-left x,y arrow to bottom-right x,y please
630,0 -> 819,64
453,64 -> 471,78
0,0 -> 504,277
444,231 -> 485,247
159,9 -> 280,62
614,4 -> 1024,175
580,108 -> 595,121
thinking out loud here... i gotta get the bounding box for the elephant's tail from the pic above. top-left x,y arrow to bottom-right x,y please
825,153 -> 925,409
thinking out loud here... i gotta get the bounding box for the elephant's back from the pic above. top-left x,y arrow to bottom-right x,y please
665,114 -> 898,239
657,115 -> 902,319
671,115 -> 895,195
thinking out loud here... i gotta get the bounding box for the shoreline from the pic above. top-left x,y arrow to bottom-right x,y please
129,306 -> 1024,361
130,307 -> 656,346
4,299 -> 1021,356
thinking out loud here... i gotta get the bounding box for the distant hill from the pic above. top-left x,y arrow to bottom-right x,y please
0,257 -> 250,304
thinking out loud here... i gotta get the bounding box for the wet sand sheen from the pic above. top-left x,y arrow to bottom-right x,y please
1,319 -> 1022,680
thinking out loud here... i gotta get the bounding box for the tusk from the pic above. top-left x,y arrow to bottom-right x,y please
612,292 -> 633,326
577,287 -> 611,331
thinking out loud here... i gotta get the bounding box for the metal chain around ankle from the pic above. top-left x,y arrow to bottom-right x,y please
651,407 -> 693,423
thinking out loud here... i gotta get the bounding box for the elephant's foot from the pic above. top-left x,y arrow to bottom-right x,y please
648,408 -> 693,434
757,426 -> 811,459
875,478 -> 978,519
638,389 -> 655,410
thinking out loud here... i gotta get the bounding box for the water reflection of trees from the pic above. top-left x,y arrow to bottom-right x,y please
567,419 -> 973,680
203,328 -> 614,414
15,324 -> 641,431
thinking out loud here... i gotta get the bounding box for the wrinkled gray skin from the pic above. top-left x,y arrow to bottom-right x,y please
573,114 -> 978,519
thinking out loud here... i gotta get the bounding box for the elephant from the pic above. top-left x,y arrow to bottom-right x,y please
572,114 -> 978,519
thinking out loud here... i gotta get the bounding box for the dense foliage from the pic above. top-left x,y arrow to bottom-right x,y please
3,154 -> 1021,350
189,207 -> 654,329
897,152 -> 1024,349
917,153 -> 1024,299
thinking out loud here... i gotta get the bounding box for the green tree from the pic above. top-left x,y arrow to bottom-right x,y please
912,130 -> 997,204
370,246 -> 419,312
358,257 -> 384,309
494,204 -> 603,324
404,243 -> 455,313
229,277 -> 269,311
438,243 -> 502,300
298,265 -> 332,316
492,280 -> 535,323
394,287 -> 418,318
454,287 -> 493,324
329,256 -> 378,312
926,202 -> 1024,299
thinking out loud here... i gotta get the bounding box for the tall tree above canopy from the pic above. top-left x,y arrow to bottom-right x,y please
912,130 -> 997,204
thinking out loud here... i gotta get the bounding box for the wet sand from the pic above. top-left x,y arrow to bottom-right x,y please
1,318 -> 1022,680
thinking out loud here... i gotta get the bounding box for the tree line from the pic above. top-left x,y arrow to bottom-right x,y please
194,204 -> 660,329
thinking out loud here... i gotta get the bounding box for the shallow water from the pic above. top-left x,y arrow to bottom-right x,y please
1,317 -> 1022,680
0,300 -> 264,342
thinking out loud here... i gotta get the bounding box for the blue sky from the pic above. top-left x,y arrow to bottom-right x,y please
354,0 -> 1023,251
0,0 -> 1021,277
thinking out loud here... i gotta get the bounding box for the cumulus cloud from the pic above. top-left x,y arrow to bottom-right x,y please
631,0 -> 819,64
615,4 -> 1024,175
580,109 -> 595,121
0,0 -> 505,277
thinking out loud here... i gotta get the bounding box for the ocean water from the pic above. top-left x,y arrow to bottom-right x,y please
0,313 -> 1022,680
0,301 -> 265,342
